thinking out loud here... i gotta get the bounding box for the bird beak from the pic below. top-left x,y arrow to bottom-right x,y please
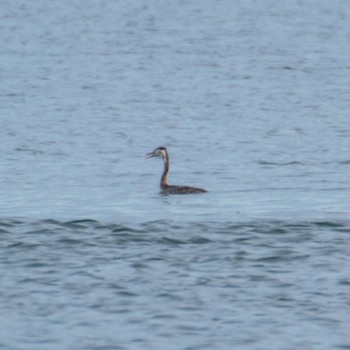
145,151 -> 154,159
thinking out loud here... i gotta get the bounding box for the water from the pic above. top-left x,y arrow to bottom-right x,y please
1,1 -> 350,349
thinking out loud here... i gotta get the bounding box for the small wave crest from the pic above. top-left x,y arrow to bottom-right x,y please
1,218 -> 350,247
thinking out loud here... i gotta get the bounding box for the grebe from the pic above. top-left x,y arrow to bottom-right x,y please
145,146 -> 207,195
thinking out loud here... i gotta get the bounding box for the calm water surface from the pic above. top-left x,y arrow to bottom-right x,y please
1,1 -> 350,349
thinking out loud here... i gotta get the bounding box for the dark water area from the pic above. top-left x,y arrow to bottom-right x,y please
1,0 -> 350,349
1,218 -> 350,350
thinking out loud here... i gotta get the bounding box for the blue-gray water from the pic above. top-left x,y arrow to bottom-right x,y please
1,1 -> 350,349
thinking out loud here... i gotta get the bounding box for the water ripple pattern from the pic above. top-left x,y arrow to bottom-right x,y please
1,0 -> 350,349
1,219 -> 350,350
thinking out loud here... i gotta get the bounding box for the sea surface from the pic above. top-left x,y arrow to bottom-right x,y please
1,1 -> 350,349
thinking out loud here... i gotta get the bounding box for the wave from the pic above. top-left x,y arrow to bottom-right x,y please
1,218 -> 350,244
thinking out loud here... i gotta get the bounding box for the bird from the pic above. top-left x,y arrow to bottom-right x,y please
145,146 -> 207,195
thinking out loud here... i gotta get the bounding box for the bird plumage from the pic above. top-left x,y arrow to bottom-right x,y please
145,147 -> 207,195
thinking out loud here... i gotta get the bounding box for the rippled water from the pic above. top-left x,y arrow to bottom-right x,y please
1,1 -> 350,349
1,219 -> 350,349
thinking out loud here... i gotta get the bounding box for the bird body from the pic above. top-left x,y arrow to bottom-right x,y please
145,147 -> 207,195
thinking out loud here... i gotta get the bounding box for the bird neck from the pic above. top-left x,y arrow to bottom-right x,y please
160,151 -> 169,187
